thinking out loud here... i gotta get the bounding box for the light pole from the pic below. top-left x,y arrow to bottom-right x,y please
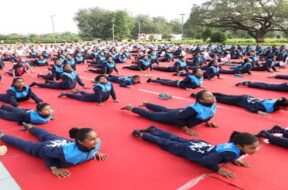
111,18 -> 115,42
138,21 -> 141,35
137,21 -> 142,41
180,14 -> 185,41
50,15 -> 56,43
50,15 -> 55,34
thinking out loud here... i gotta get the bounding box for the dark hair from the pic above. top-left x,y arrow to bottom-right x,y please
95,75 -> 107,82
192,68 -> 201,74
275,97 -> 288,110
36,103 -> 50,112
195,90 -> 209,102
244,58 -> 249,63
132,75 -> 140,79
11,77 -> 24,86
69,127 -> 93,141
229,131 -> 258,146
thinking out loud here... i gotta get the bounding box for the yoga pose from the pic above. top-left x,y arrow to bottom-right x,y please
257,125 -> 288,148
132,126 -> 258,178
147,68 -> 204,90
208,92 -> 288,115
0,77 -> 42,107
121,90 -> 217,136
0,124 -> 107,177
236,81 -> 288,92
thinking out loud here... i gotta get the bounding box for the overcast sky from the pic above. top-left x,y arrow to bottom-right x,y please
0,0 -> 206,34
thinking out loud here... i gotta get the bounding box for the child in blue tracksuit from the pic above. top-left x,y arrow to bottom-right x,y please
257,125 -> 288,148
58,75 -> 118,106
235,81 -> 288,92
211,92 -> 288,115
202,60 -> 221,80
33,55 -> 48,66
122,90 -> 217,136
268,74 -> 288,80
0,78 -> 42,107
132,126 -> 258,178
88,56 -> 119,75
64,55 -> 77,70
74,52 -> 85,64
107,75 -> 141,88
0,125 -> 107,177
0,103 -> 53,125
115,54 -> 127,63
123,55 -> 152,71
29,50 -> 38,58
37,59 -> 64,81
153,56 -> 189,75
219,58 -> 252,76
252,56 -> 277,72
147,68 -> 204,90
30,64 -> 87,90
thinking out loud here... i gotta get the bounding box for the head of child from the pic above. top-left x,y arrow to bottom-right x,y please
179,56 -> 185,61
132,75 -> 141,83
276,97 -> 288,110
244,58 -> 251,63
143,55 -> 149,61
229,131 -> 259,155
39,55 -> 44,60
54,59 -> 62,66
193,68 -> 203,78
36,103 -> 53,117
95,75 -> 107,84
11,77 -> 25,89
107,56 -> 113,62
69,128 -> 98,150
66,54 -> 73,60
64,64 -> 73,73
195,90 -> 216,105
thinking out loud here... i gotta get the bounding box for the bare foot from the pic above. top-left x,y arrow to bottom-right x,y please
21,122 -> 34,131
0,145 -> 8,156
139,102 -> 148,107
121,104 -> 134,111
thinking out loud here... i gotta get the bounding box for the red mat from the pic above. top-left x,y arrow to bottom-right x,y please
0,58 -> 287,190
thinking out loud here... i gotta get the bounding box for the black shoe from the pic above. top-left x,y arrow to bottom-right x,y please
268,125 -> 284,133
29,82 -> 37,87
146,78 -> 152,83
235,80 -> 249,87
58,92 -> 66,98
132,130 -> 142,137
256,130 -> 270,138
139,126 -> 157,133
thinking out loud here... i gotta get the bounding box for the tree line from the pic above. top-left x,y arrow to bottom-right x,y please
74,0 -> 288,43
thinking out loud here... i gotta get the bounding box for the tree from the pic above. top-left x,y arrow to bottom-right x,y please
113,10 -> 134,40
210,31 -> 226,43
169,19 -> 182,34
201,28 -> 212,42
74,8 -> 114,40
186,0 -> 288,42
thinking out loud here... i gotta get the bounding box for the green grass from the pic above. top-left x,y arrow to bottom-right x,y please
141,38 -> 288,46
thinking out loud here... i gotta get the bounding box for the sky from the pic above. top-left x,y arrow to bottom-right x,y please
0,0 -> 206,34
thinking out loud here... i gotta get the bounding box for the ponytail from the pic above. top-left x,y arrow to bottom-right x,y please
69,127 -> 93,142
229,131 -> 258,146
